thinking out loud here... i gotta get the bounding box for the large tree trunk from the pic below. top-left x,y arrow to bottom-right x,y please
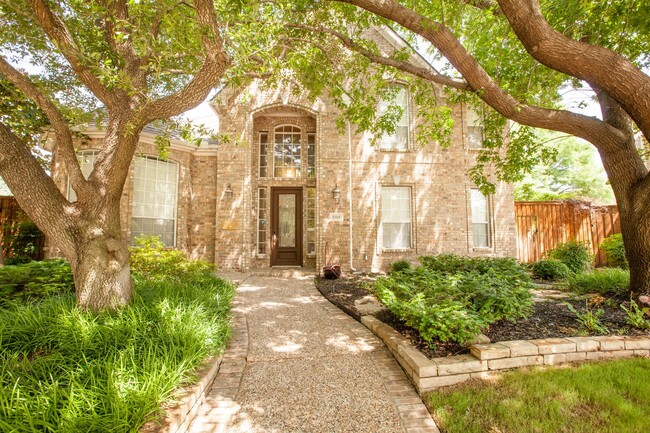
619,209 -> 650,296
72,235 -> 133,310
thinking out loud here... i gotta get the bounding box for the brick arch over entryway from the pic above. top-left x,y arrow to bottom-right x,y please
250,104 -> 319,270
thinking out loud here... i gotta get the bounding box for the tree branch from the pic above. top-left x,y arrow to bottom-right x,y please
332,0 -> 628,153
29,0 -> 116,108
0,56 -> 86,194
139,0 -> 230,123
496,0 -> 650,142
0,122 -> 76,257
287,22 -> 470,91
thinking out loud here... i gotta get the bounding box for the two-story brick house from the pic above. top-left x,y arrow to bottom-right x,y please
47,28 -> 516,272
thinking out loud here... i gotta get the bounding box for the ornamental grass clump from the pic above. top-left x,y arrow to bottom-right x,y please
0,242 -> 234,432
374,255 -> 533,345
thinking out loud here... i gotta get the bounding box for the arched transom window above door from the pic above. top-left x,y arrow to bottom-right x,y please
258,124 -> 316,179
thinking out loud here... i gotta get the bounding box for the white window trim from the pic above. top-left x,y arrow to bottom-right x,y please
131,155 -> 179,247
257,187 -> 267,257
258,131 -> 269,178
306,187 -> 316,257
470,188 -> 492,250
272,124 -> 302,179
378,85 -> 411,152
381,185 -> 413,251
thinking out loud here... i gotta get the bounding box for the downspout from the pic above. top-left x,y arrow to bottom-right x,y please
348,121 -> 356,272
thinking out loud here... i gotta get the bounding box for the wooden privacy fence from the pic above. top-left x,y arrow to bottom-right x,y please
515,201 -> 621,267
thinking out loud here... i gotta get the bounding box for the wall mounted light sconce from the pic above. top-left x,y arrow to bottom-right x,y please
225,183 -> 233,199
332,185 -> 341,202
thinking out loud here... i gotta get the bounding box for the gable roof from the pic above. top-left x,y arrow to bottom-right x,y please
0,177 -> 12,197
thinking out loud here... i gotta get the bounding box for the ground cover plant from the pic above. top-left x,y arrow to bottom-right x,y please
373,255 -> 533,344
568,268 -> 630,297
0,259 -> 73,306
428,357 -> 650,433
0,238 -> 234,432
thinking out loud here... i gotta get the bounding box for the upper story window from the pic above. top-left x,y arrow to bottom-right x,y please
131,156 -> 178,247
379,86 -> 409,151
466,108 -> 484,149
470,189 -> 490,248
273,125 -> 302,178
381,186 -> 412,249
259,132 -> 269,178
67,150 -> 99,202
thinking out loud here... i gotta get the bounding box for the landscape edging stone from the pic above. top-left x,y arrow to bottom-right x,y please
359,315 -> 650,395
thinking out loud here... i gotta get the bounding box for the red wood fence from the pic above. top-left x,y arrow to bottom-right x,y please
515,201 -> 621,267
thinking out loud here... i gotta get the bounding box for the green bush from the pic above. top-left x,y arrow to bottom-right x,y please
0,259 -> 73,306
531,259 -> 571,281
548,241 -> 593,274
621,300 -> 650,330
600,234 -> 628,269
130,235 -> 214,280
0,246 -> 233,432
374,255 -> 533,344
568,268 -> 630,297
2,219 -> 43,262
389,260 -> 411,274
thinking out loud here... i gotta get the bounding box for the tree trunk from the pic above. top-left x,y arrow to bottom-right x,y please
619,211 -> 650,296
71,235 -> 133,311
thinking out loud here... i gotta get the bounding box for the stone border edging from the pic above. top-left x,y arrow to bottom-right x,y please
360,315 -> 650,394
140,355 -> 223,433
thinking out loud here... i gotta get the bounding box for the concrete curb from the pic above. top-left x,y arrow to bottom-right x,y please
141,355 -> 223,433
360,315 -> 650,394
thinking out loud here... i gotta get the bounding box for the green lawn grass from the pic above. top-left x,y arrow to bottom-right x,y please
427,357 -> 650,433
0,260 -> 234,432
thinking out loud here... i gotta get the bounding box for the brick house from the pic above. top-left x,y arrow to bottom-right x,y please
46,28 -> 516,272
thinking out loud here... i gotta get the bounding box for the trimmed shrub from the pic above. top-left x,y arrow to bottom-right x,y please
549,241 -> 593,274
389,260 -> 411,274
600,234 -> 628,269
374,255 -> 533,344
568,268 -> 630,297
130,235 -> 214,281
531,259 -> 571,281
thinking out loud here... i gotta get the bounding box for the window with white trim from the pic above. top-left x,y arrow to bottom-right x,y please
466,109 -> 484,149
67,150 -> 99,202
273,125 -> 302,178
379,86 -> 409,151
471,189 -> 490,248
307,132 -> 316,178
257,188 -> 267,255
259,131 -> 268,178
131,156 -> 178,246
306,187 -> 316,256
381,186 -> 412,249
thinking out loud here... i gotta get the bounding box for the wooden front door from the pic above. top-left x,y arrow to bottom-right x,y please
271,188 -> 303,266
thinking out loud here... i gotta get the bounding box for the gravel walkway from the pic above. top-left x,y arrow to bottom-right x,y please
186,272 -> 438,433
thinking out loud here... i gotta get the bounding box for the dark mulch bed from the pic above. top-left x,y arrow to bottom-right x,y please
314,275 -> 648,359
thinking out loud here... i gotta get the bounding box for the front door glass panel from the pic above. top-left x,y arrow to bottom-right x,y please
278,194 -> 296,247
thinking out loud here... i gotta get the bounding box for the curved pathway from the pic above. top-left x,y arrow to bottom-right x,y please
187,272 -> 438,433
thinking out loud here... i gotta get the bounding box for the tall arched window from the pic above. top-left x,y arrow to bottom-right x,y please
131,156 -> 178,246
273,125 -> 302,178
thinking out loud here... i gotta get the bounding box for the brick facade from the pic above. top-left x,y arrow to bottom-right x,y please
46,29 -> 517,271
47,86 -> 516,272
